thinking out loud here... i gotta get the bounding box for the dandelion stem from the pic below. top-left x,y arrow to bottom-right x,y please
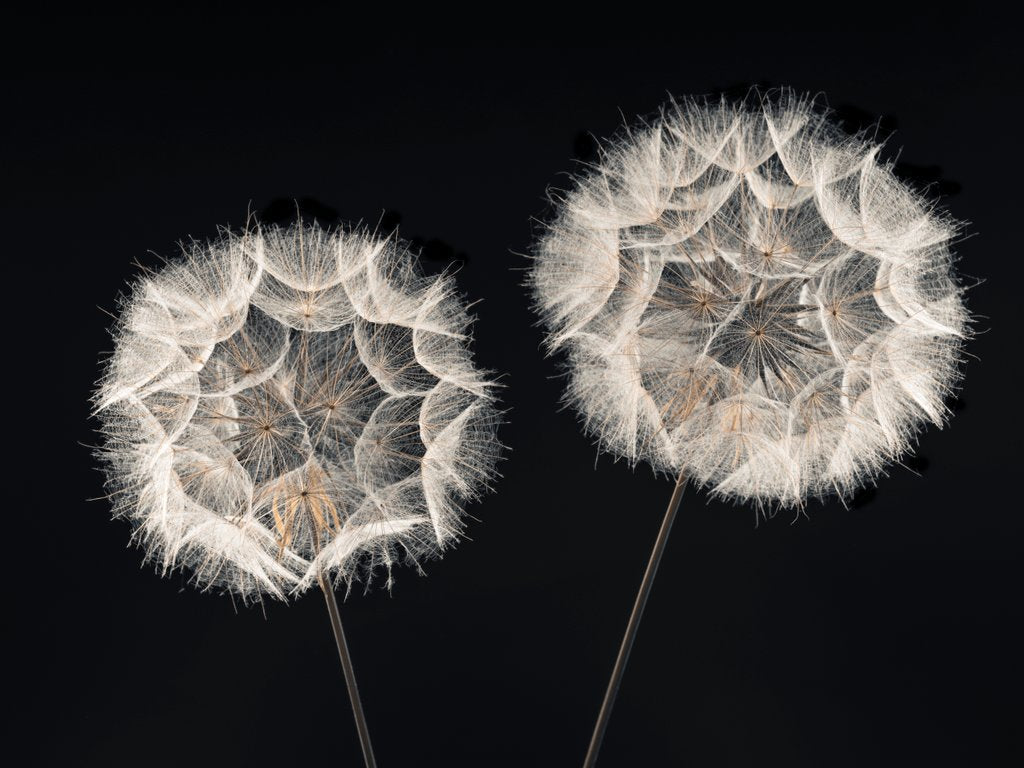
583,470 -> 687,768
319,575 -> 377,768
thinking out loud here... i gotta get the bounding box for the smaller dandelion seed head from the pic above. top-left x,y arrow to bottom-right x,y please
529,89 -> 970,509
94,220 -> 503,603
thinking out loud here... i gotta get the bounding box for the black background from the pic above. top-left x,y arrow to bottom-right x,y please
8,28 -> 1022,767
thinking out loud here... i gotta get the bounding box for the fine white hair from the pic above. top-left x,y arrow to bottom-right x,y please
95,221 -> 502,601
530,90 -> 968,508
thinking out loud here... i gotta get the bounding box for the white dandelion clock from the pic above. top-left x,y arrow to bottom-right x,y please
94,219 -> 501,768
529,91 -> 969,766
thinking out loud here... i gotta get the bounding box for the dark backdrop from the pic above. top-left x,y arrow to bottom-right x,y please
8,30 -> 1021,767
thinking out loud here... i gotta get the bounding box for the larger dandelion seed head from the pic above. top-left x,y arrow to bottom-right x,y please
531,91 -> 968,507
95,221 -> 501,602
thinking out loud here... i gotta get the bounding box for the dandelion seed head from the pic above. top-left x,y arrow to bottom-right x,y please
95,221 -> 501,602
530,90 -> 968,507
